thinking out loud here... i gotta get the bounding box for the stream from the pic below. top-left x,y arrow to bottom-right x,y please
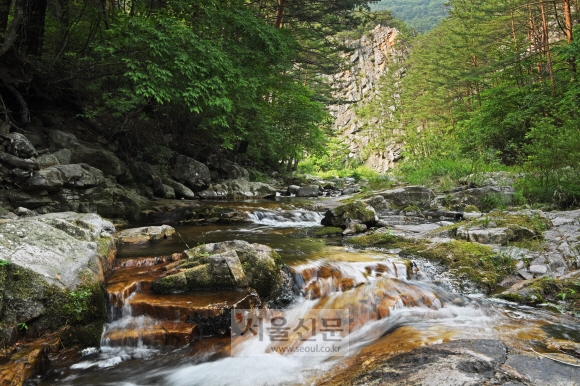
38,198 -> 580,385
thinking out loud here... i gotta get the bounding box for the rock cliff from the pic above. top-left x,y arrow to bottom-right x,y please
326,25 -> 406,172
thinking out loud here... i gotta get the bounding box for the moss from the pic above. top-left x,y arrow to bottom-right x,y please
509,239 -> 547,252
401,205 -> 422,214
150,271 -> 188,293
405,240 -> 515,292
464,205 -> 480,213
487,212 -> 551,236
346,232 -> 401,248
312,227 -> 343,237
496,293 -> 525,303
59,322 -> 103,348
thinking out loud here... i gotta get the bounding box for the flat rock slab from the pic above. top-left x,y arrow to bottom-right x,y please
348,339 -> 508,386
0,212 -> 116,288
115,225 -> 175,245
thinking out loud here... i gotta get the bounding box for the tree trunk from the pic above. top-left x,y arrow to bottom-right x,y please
540,0 -> 555,93
0,0 -> 24,58
18,0 -> 48,56
563,0 -> 576,74
0,0 -> 11,34
274,0 -> 286,29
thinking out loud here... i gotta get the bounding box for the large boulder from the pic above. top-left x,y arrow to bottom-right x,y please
47,130 -> 126,177
207,156 -> 249,181
378,186 -> 436,210
169,155 -> 211,192
297,185 -> 320,197
321,200 -> 378,228
198,179 -> 276,199
162,176 -> 195,199
0,212 -> 115,344
150,240 -> 292,303
54,164 -> 106,188
2,133 -> 38,158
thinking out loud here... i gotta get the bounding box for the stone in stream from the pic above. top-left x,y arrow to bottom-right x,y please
150,240 -> 293,306
297,185 -> 320,197
0,212 -> 116,348
115,224 -> 176,245
321,200 -> 378,229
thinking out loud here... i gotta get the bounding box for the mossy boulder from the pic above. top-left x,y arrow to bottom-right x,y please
498,276 -> 580,311
151,240 -> 291,303
0,212 -> 115,345
321,201 -> 377,229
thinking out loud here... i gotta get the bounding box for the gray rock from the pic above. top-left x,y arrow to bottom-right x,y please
346,340 -> 508,386
198,179 -> 276,199
54,164 -> 106,188
3,133 -> 38,158
36,153 -> 60,168
169,154 -> 211,192
116,225 -> 175,245
14,207 -> 35,217
457,226 -> 510,245
505,353 -> 580,385
517,269 -> 534,280
378,186 -> 435,209
21,167 -> 64,192
287,185 -> 300,195
162,177 -> 195,199
297,185 -> 320,197
363,195 -> 391,215
129,161 -> 163,194
52,149 -> 72,164
0,213 -> 116,342
529,265 -> 548,275
0,212 -> 115,289
151,240 -> 290,303
207,157 -> 249,181
161,184 -> 176,199
48,130 -> 126,176
0,207 -> 17,219
322,201 -> 377,228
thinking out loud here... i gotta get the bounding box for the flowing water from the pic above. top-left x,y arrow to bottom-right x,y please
39,198 -> 580,385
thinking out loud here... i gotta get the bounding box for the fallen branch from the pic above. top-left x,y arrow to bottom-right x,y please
0,151 -> 39,170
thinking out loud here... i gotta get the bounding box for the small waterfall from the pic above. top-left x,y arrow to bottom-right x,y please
246,208 -> 323,227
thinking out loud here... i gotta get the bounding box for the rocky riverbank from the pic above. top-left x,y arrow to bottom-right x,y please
1,171 -> 579,385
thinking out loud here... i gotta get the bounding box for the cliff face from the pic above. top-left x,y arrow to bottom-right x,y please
326,25 -> 406,172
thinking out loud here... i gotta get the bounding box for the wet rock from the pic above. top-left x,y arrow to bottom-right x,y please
116,225 -> 176,245
151,240 -> 291,303
162,176 -> 195,199
504,352 -> 580,385
345,339 -> 508,386
0,337 -> 59,386
169,154 -> 211,192
378,186 -> 436,210
322,200 -> 377,228
297,185 -> 320,197
198,179 -> 276,199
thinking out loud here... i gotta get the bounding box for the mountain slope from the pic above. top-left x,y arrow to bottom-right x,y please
370,0 -> 447,32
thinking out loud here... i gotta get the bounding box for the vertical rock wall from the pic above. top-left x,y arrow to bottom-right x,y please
326,25 -> 406,172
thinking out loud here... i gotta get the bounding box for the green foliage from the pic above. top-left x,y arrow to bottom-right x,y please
17,322 -> 28,331
370,0 -> 447,32
0,259 -> 9,267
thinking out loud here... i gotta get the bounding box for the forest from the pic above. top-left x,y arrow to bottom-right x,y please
370,0 -> 447,31
0,0 -> 376,173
